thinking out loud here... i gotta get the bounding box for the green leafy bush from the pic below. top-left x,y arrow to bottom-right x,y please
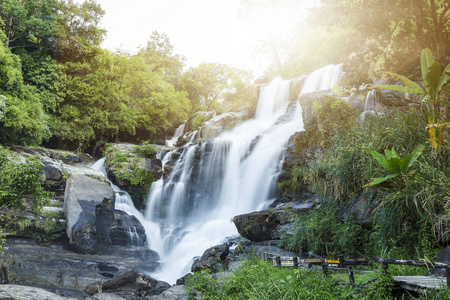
364,144 -> 424,187
131,141 -> 157,158
312,97 -> 358,146
0,146 -> 50,212
105,145 -> 156,187
280,204 -> 368,257
1,212 -> 66,242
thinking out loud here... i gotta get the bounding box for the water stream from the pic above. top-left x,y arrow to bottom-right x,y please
93,64 -> 342,284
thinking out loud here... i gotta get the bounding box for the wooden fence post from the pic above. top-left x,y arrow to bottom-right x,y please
382,262 -> 388,274
322,263 -> 328,276
338,255 -> 344,268
446,267 -> 450,287
276,256 -> 281,269
348,266 -> 355,285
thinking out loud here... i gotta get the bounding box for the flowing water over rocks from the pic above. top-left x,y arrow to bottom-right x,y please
141,77 -> 305,284
100,65 -> 343,284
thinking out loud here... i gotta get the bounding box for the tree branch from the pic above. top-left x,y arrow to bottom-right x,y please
439,3 -> 450,27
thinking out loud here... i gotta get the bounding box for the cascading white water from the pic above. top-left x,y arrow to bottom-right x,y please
166,123 -> 186,147
300,63 -> 342,94
142,77 -> 303,284
91,158 -> 163,251
92,64 -> 342,284
360,89 -> 385,120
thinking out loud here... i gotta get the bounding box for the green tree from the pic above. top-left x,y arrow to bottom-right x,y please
312,0 -> 450,82
0,0 -> 57,49
56,0 -> 105,63
0,0 -> 60,113
370,48 -> 450,153
137,31 -> 185,86
0,35 -> 46,145
180,63 -> 250,113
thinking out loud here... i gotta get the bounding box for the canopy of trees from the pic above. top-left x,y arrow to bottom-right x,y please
0,0 -> 253,151
1,0 -> 448,150
242,0 -> 450,84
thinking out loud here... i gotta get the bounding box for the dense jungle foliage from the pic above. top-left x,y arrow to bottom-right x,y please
0,0 -> 255,151
1,0 -> 450,298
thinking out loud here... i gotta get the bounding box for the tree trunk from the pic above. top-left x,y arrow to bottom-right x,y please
6,15 -> 13,48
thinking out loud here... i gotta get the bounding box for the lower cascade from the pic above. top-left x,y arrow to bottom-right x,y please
95,65 -> 341,284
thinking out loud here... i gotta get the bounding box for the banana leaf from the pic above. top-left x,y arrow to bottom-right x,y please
400,144 -> 424,172
364,174 -> 398,187
385,72 -> 426,95
365,148 -> 390,171
438,63 -> 450,92
425,62 -> 442,98
421,48 -> 435,82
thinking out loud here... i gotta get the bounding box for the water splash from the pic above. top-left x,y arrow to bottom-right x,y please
360,89 -> 385,120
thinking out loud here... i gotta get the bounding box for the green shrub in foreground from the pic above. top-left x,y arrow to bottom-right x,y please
186,257 -> 393,299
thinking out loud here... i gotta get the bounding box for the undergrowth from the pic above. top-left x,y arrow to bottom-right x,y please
186,257 -> 394,299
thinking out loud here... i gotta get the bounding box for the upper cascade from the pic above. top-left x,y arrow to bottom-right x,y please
300,63 -> 343,94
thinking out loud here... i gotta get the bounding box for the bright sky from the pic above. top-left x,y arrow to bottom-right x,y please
92,0 -> 265,75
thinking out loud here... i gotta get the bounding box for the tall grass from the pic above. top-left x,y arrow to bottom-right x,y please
298,109 -> 450,257
185,257 -> 392,299
303,110 -> 429,202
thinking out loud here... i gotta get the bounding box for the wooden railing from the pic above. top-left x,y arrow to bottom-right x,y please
374,256 -> 450,287
270,255 -> 372,285
268,254 -> 450,289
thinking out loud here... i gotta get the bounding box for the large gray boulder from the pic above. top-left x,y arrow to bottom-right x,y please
101,271 -> 171,299
0,285 -> 78,300
233,201 -> 316,242
3,243 -> 160,296
194,111 -> 248,142
191,243 -> 230,273
146,285 -> 189,300
64,174 -> 115,254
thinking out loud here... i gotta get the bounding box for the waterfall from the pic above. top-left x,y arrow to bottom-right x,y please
91,65 -> 342,284
91,158 -> 162,251
165,123 -> 186,147
360,89 -> 385,120
300,64 -> 342,94
141,76 -> 303,283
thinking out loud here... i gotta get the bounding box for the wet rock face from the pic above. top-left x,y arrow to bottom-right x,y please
191,243 -> 230,273
110,210 -> 146,247
64,174 -> 115,254
195,111 -> 248,142
3,243 -> 160,296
